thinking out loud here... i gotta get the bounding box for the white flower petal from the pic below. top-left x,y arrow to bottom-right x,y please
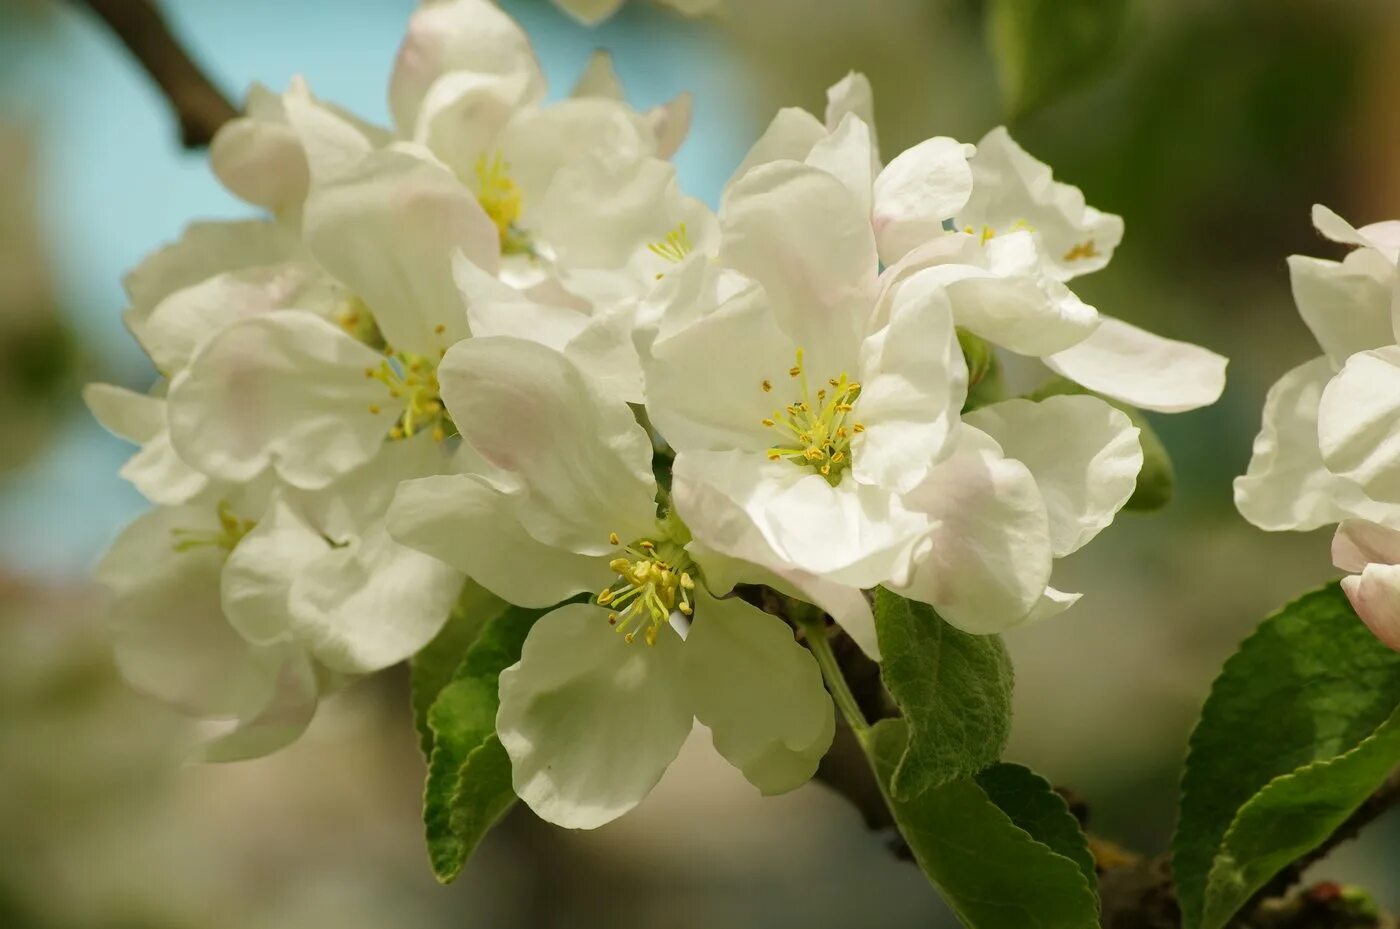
1019,586 -> 1082,627
388,473 -> 610,607
167,311 -> 388,490
1312,204 -> 1400,264
121,430 -> 211,506
962,127 -> 1124,282
729,107 -> 826,184
682,589 -> 834,794
123,221 -> 303,355
1044,315 -> 1227,413
85,382 -> 163,443
289,520 -> 459,674
1235,357 -> 1400,531
872,137 -> 975,265
1333,519 -> 1400,573
645,91 -> 692,160
303,148 -> 497,354
496,100 -> 653,214
641,275 -> 796,456
1318,346 -> 1400,503
672,450 -> 925,588
824,71 -> 875,134
414,68 -> 534,177
854,266 -> 966,492
437,337 -> 657,553
1341,567 -> 1400,652
389,0 -> 544,136
804,113 -> 875,219
221,495 -> 325,647
497,603 -> 693,829
95,505 -> 273,717
571,49 -> 624,99
966,395 -> 1141,557
896,426 -> 1053,634
210,86 -> 309,213
195,648 -> 320,763
719,160 -> 877,373
552,0 -> 627,25
280,77 -> 380,188
1288,251 -> 1395,365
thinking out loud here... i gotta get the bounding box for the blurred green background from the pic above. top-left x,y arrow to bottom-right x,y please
2,0 -> 1397,925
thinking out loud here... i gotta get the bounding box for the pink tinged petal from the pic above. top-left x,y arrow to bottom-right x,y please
303,149 -> 497,354
496,603 -> 693,829
94,504 -> 274,718
1318,346 -> 1400,503
805,113 -> 876,218
436,337 -> 657,554
388,473 -> 610,608
194,647 -> 320,763
896,426 -> 1053,634
1287,252 -> 1395,365
962,127 -> 1124,282
414,69 -> 534,176
389,0 -> 545,136
642,277 -> 797,456
872,137 -> 975,265
966,395 -> 1142,558
167,311 -> 388,490
280,78 -> 377,187
1235,357 -> 1400,531
854,268 -> 967,493
645,91 -> 693,160
1044,315 -> 1227,413
671,450 -> 927,588
1312,204 -> 1400,264
719,160 -> 878,374
289,520 -> 460,674
730,107 -> 827,185
123,221 -> 303,355
1342,568 -> 1400,652
1333,519 -> 1400,573
537,155 -> 686,271
682,589 -> 834,795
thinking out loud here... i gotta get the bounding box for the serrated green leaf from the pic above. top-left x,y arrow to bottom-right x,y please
977,763 -> 1097,891
444,733 -> 517,873
424,603 -> 543,883
986,0 -> 1131,119
869,719 -> 1100,928
1173,583 -> 1400,929
874,588 -> 1013,799
1027,376 -> 1173,511
1199,707 -> 1400,929
410,580 -> 507,756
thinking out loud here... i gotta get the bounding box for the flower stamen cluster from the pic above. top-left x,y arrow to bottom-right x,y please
763,349 -> 864,484
474,152 -> 529,255
169,500 -> 255,554
597,532 -> 696,645
365,345 -> 453,442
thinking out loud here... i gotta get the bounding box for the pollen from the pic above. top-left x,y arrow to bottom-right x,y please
762,347 -> 863,486
646,222 -> 693,264
474,152 -> 529,254
1063,239 -> 1100,262
366,347 -> 456,443
595,536 -> 696,646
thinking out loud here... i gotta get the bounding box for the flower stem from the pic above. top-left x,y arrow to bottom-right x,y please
800,618 -> 870,740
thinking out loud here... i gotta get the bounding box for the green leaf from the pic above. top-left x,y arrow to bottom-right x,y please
1172,583 -> 1400,929
986,0 -> 1131,120
1027,376 -> 1173,511
445,733 -> 517,871
958,328 -> 1007,412
977,763 -> 1096,890
1199,708 -> 1400,929
410,580 -> 506,756
424,603 -> 543,883
874,588 -> 1014,799
869,719 -> 1100,928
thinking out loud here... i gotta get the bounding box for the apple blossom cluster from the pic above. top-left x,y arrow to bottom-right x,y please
1236,206 -> 1400,651
88,0 -> 1224,827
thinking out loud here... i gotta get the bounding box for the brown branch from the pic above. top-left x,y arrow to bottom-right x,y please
68,0 -> 238,148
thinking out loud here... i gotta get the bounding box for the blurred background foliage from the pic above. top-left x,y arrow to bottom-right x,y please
0,0 -> 1397,925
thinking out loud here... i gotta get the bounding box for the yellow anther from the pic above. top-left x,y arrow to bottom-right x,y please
789,365 -> 802,378
432,426 -> 446,442
678,601 -> 693,616
646,222 -> 693,263
368,404 -> 381,415
762,379 -> 773,393
598,588 -> 615,605
474,152 -> 524,248
768,451 -> 781,460
1063,239 -> 1100,262
762,418 -> 776,427
434,323 -> 446,335
761,347 -> 862,485
853,423 -> 866,433
609,531 -> 621,546
680,573 -> 695,590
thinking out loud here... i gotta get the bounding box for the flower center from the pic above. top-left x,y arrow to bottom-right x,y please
596,532 -> 696,645
365,337 -> 455,442
646,221 -> 694,280
761,348 -> 864,485
474,153 -> 531,255
962,218 -> 1034,245
170,500 -> 255,554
